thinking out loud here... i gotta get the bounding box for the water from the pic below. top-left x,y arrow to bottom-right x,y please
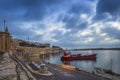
44,50 -> 120,74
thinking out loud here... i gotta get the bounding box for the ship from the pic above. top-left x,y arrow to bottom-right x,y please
61,52 -> 97,61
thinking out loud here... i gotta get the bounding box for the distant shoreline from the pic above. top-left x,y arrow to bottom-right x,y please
66,48 -> 120,51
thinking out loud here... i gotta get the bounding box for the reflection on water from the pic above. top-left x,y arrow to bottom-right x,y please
44,50 -> 120,74
62,61 -> 71,65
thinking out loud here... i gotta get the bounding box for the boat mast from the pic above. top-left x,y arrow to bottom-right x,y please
110,54 -> 113,71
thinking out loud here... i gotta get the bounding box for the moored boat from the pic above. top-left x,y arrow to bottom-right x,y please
61,52 -> 97,61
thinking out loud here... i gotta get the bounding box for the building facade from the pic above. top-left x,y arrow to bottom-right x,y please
0,27 -> 12,54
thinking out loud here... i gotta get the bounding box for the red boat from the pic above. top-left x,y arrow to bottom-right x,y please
61,52 -> 97,61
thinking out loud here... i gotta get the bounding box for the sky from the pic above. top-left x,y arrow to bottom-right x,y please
0,0 -> 120,48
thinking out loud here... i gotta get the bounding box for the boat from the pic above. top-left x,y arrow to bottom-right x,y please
61,52 -> 97,61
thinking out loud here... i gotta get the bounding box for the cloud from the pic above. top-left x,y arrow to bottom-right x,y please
0,0 -> 66,22
0,0 -> 120,48
96,0 -> 120,15
94,0 -> 120,21
102,22 -> 120,40
12,14 -> 71,44
61,0 -> 97,30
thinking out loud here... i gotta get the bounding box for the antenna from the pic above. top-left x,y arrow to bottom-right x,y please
4,19 -> 6,30
0,25 -> 1,31
28,36 -> 29,41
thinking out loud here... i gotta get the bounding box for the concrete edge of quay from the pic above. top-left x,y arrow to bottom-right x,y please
76,66 -> 120,80
47,63 -> 118,80
26,63 -> 53,76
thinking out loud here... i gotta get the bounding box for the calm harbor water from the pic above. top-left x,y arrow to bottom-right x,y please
45,50 -> 120,74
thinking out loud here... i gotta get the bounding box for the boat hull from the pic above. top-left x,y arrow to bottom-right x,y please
61,54 -> 97,61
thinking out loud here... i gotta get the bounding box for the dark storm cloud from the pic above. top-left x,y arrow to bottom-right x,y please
60,1 -> 93,30
69,2 -> 92,14
97,0 -> 120,15
0,0 -> 65,21
94,0 -> 120,20
62,14 -> 88,30
0,0 -> 92,29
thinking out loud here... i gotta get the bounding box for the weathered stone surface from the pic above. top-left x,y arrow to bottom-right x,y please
0,53 -> 17,80
0,53 -> 29,80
